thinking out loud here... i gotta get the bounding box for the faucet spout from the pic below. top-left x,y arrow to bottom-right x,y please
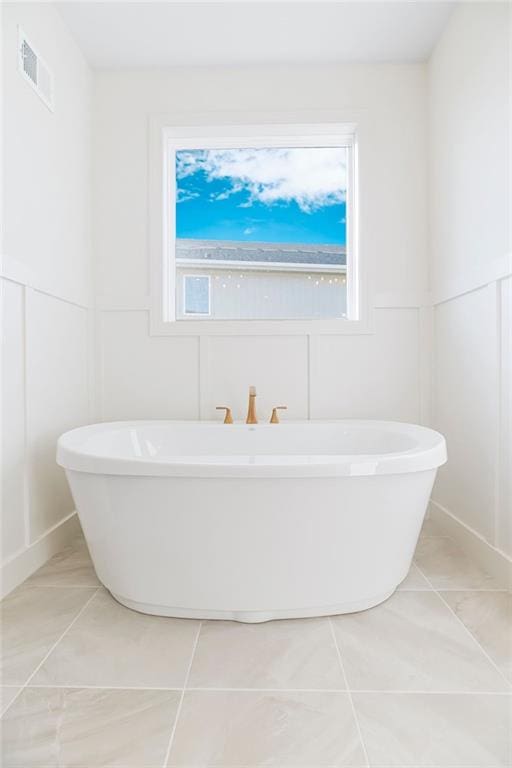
246,386 -> 258,424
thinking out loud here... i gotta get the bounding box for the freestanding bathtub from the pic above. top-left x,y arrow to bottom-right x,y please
57,420 -> 446,622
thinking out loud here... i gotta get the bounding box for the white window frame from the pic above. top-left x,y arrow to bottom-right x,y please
182,274 -> 211,317
149,115 -> 368,335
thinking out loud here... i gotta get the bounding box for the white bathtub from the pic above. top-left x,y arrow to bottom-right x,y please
57,420 -> 446,622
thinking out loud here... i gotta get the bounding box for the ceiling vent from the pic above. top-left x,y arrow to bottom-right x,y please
18,27 -> 54,111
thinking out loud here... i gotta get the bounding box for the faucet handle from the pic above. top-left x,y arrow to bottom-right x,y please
270,406 -> 287,424
216,406 -> 234,424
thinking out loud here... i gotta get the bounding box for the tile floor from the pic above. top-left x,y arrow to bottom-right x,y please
1,520 -> 511,767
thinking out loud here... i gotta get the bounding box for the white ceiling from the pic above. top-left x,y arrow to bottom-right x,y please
55,1 -> 456,69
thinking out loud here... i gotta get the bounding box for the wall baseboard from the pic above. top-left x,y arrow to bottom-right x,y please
429,499 -> 512,589
0,513 -> 81,599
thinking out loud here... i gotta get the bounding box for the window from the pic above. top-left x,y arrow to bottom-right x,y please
160,123 -> 358,326
182,275 -> 210,316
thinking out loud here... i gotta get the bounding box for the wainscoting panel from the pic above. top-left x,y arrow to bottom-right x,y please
310,308 -> 421,421
1,279 -> 26,561
498,275 -> 512,555
99,310 -> 200,421
200,334 -> 309,422
431,286 -> 498,542
25,289 -> 90,541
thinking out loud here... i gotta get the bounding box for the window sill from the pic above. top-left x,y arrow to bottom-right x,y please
148,314 -> 374,336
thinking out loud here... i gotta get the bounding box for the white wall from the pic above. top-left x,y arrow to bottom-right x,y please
94,64 -> 429,426
428,2 -> 511,558
1,2 -> 93,594
2,3 -> 508,591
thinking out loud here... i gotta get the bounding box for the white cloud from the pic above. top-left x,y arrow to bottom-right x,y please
176,147 -> 346,212
176,188 -> 199,203
176,151 -> 201,179
210,183 -> 244,202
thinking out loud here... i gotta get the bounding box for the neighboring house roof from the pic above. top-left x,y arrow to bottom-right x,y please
176,239 -> 346,266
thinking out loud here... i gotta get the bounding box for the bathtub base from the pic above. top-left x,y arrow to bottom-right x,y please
69,469 -> 438,624
110,587 -> 397,622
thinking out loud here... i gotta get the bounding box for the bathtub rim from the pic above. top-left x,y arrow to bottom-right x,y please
57,419 -> 447,478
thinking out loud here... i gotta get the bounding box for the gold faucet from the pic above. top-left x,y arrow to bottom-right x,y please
216,406 -> 233,424
246,386 -> 258,424
270,406 -> 287,424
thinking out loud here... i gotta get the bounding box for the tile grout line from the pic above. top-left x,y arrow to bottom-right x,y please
178,686 -> 512,695
18,584 -> 101,589
406,585 -> 509,592
17,583 -> 512,592
413,562 -> 512,690
23,588 -> 102,687
161,620 -> 202,768
4,683 -> 511,695
0,763 -> 507,768
23,583 -> 511,593
1,587 -> 102,719
328,616 -> 370,768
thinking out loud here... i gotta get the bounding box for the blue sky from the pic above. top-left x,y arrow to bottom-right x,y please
175,147 -> 347,245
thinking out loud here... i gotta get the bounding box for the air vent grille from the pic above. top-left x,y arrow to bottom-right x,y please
18,28 -> 54,111
21,39 -> 37,84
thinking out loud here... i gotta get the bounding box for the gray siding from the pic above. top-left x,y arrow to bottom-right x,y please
176,266 -> 347,320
